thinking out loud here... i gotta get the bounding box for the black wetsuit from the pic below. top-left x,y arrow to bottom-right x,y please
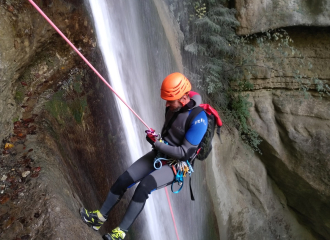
99,93 -> 208,231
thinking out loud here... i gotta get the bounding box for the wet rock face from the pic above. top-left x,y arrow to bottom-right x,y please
0,0 -> 124,239
249,90 -> 330,238
0,124 -> 102,240
0,0 -> 96,141
205,3 -> 330,238
166,1 -> 329,239
232,0 -> 330,237
209,91 -> 329,239
243,27 -> 330,239
209,133 -> 316,240
235,0 -> 330,35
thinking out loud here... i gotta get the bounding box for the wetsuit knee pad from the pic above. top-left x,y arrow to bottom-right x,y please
132,175 -> 157,203
110,171 -> 134,196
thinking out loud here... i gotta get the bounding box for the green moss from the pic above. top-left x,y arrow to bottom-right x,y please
68,97 -> 87,124
45,90 -> 70,125
108,133 -> 117,144
13,116 -> 20,123
44,67 -> 89,125
73,80 -> 83,93
14,90 -> 24,103
45,89 -> 88,125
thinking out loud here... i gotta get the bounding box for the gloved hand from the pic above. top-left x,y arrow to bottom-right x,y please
145,128 -> 157,146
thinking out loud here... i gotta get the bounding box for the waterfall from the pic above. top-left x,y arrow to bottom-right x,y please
86,0 -> 220,239
86,1 -> 178,239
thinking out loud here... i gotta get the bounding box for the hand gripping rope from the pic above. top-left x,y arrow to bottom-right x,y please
28,1 -> 180,239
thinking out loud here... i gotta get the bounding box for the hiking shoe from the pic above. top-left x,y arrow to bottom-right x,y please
80,207 -> 105,231
102,227 -> 126,240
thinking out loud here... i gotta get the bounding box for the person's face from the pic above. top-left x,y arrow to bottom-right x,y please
166,99 -> 182,112
165,95 -> 188,112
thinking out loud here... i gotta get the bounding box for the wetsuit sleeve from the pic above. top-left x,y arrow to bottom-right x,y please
154,111 -> 208,160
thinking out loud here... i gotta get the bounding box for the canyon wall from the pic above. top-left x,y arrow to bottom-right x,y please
0,1 -> 127,239
207,1 -> 330,239
1,0 -> 330,239
236,0 -> 330,35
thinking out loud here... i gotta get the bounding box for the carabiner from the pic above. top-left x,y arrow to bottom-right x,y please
171,170 -> 184,194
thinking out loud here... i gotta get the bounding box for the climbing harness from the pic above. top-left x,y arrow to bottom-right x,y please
152,138 -> 194,194
172,169 -> 184,193
170,159 -> 194,193
28,1 -> 180,239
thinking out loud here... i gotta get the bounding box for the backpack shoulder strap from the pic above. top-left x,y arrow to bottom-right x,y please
165,107 -> 169,115
185,107 -> 205,201
177,105 -> 203,201
184,106 -> 204,133
162,100 -> 198,138
161,110 -> 179,138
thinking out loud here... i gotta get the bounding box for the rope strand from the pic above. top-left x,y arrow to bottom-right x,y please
27,0 -> 151,130
165,187 -> 181,240
28,1 -> 180,240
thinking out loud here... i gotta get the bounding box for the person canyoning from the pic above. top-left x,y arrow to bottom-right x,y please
26,2 -> 219,239
80,72 -> 208,240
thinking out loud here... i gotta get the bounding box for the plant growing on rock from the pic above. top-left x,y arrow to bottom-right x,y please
184,0 -> 262,152
183,0 -> 327,152
190,1 -> 207,20
237,29 -> 329,98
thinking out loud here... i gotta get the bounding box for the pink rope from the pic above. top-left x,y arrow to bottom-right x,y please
28,0 -> 151,130
29,1 -> 180,239
165,187 -> 180,240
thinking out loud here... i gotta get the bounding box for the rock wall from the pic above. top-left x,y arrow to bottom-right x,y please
246,27 -> 330,239
0,0 -> 93,141
162,0 -> 329,239
1,0 -> 329,239
206,1 -> 330,239
0,1 -> 186,239
0,1 -> 128,239
208,129 -> 316,240
235,0 -> 330,35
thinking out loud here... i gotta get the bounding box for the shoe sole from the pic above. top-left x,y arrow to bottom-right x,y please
102,234 -> 123,240
79,207 -> 100,231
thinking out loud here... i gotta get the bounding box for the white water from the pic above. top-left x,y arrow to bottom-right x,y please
87,1 -> 178,239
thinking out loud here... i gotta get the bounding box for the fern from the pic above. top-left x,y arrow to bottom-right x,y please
183,1 -> 327,152
184,1 -> 261,151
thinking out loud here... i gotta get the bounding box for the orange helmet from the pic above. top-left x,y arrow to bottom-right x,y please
161,73 -> 192,100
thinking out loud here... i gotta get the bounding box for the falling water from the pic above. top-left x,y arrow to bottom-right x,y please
86,0 -> 220,239
86,1 -> 178,239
